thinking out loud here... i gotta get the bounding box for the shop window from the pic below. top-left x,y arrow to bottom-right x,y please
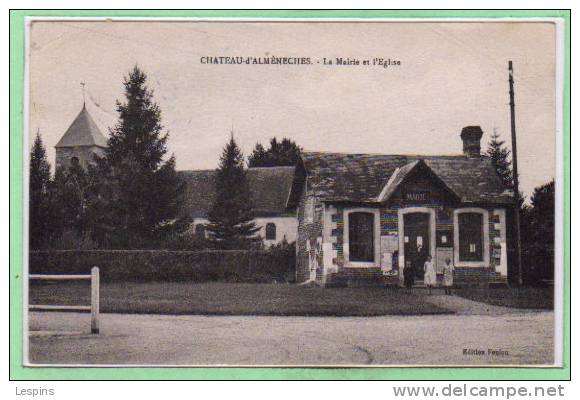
265,223 -> 276,240
458,212 -> 483,261
348,212 -> 375,262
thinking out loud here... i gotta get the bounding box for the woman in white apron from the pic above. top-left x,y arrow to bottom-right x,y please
423,255 -> 436,295
443,257 -> 455,295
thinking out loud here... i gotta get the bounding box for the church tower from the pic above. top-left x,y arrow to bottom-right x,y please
55,103 -> 107,170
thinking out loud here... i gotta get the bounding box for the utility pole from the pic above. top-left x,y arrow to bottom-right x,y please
509,60 -> 523,286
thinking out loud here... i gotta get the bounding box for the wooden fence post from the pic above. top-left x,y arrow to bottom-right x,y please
91,266 -> 100,334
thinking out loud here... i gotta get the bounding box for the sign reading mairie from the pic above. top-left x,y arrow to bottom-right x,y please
404,190 -> 429,202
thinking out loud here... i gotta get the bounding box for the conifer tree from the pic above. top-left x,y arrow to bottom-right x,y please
248,137 -> 302,167
520,180 -> 555,282
485,128 -> 514,190
50,160 -> 90,239
29,131 -> 52,249
485,128 -> 526,207
94,66 -> 184,247
207,134 -> 259,248
248,142 -> 267,166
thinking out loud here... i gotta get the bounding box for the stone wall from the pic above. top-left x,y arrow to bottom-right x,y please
295,180 -> 323,283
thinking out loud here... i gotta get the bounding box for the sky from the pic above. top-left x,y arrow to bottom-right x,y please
28,21 -> 557,199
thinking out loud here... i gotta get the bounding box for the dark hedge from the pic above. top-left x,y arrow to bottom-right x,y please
29,249 -> 295,283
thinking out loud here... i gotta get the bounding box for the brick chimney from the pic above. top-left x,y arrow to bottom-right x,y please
460,126 -> 483,158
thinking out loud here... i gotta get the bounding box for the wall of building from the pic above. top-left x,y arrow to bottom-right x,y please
320,204 -> 508,282
321,202 -> 509,285
295,180 -> 324,284
323,203 -> 344,275
191,216 -> 297,247
254,217 -> 298,245
55,146 -> 105,170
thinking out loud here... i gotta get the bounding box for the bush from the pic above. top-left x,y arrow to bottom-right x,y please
45,230 -> 98,250
159,231 -> 212,251
29,245 -> 296,283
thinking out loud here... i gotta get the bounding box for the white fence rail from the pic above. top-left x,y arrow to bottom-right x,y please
29,266 -> 100,334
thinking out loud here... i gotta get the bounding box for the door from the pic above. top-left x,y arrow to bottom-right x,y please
403,212 -> 430,280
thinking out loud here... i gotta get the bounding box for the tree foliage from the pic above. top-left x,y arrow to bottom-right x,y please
521,180 -> 555,283
29,67 -> 187,250
51,161 -> 89,234
485,128 -> 525,207
206,134 -> 260,248
29,132 -> 53,249
485,129 -> 555,284
485,128 -> 514,190
248,137 -> 302,167
90,66 -> 185,248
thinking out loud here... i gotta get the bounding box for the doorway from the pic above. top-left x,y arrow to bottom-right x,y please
403,212 -> 430,280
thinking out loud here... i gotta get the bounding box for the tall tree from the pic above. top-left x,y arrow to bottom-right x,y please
206,134 -> 260,248
520,180 -> 555,283
248,137 -> 302,167
48,161 -> 100,249
93,66 -> 184,247
50,161 -> 89,235
486,128 -> 525,210
29,131 -> 52,249
485,128 -> 514,190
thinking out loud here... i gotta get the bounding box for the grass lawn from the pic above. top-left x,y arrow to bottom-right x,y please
28,281 -> 450,316
454,286 -> 554,310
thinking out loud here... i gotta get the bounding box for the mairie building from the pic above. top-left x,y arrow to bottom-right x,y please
286,127 -> 515,286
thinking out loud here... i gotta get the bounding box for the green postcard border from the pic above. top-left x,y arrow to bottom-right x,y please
9,9 -> 571,381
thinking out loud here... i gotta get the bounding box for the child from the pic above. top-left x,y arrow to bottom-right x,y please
423,255 -> 436,295
443,257 -> 454,295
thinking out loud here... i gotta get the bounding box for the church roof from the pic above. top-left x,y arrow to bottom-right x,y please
289,151 -> 514,205
178,166 -> 297,218
55,104 -> 107,148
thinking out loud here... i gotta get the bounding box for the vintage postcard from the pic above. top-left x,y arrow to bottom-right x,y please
21,15 -> 565,369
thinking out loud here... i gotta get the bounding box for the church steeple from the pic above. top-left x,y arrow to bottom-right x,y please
54,103 -> 107,170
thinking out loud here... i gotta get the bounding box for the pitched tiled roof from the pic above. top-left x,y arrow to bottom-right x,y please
377,160 -> 422,202
298,151 -> 514,205
178,166 -> 296,218
55,105 -> 108,148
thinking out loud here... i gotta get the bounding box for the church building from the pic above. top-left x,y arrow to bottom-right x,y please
54,105 -> 297,247
178,167 -> 298,246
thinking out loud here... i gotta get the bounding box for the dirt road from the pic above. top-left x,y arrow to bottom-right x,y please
28,309 -> 554,366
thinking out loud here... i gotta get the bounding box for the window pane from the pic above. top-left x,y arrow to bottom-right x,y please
458,212 -> 483,261
349,212 -> 375,262
265,223 -> 276,240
